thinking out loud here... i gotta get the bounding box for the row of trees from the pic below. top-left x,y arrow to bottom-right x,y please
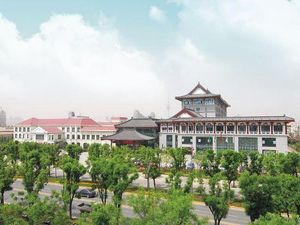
1,141 -> 300,224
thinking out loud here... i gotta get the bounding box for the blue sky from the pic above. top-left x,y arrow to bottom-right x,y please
0,0 -> 300,123
0,0 -> 180,51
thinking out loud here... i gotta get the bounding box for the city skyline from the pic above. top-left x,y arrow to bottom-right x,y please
0,0 -> 300,122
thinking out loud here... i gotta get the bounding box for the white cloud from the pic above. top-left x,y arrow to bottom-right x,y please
161,0 -> 300,121
0,14 -> 167,120
149,6 -> 167,23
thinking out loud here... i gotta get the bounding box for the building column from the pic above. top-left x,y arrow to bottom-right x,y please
192,136 -> 197,154
213,136 -> 217,153
234,136 -> 239,152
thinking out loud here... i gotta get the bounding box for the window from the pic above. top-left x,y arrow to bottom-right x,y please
262,138 -> 276,147
67,134 -> 70,139
227,124 -> 235,133
238,123 -> 246,133
182,136 -> 192,144
96,135 -> 100,140
274,123 -> 283,134
217,137 -> 234,150
195,124 -> 204,133
77,127 -> 80,132
196,137 -> 213,151
188,124 -> 194,133
181,124 -> 187,133
72,135 -> 75,139
168,124 -> 173,132
92,135 -> 95,140
206,123 -> 214,133
72,127 -> 75,132
62,127 -> 65,131
175,124 -> 179,132
36,134 -> 44,140
87,135 -> 90,140
15,127 -> 18,132
216,124 -> 224,132
58,135 -> 61,140
19,127 -> 22,132
82,135 -> 86,140
14,134 -> 17,138
19,134 -> 21,138
77,135 -> 80,140
23,127 -> 26,132
238,137 -> 258,151
166,135 -> 173,147
27,127 -> 30,132
161,125 -> 167,132
249,123 -> 258,133
67,127 -> 70,132
261,123 -> 270,133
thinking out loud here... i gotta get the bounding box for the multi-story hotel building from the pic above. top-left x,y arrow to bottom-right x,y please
158,83 -> 294,154
14,116 -> 127,147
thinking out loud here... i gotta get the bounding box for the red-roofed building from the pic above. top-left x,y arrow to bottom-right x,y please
14,116 -> 122,147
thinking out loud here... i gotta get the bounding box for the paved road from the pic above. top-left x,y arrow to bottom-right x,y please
4,180 -> 250,225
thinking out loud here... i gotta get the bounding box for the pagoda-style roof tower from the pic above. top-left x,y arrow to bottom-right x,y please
175,83 -> 230,117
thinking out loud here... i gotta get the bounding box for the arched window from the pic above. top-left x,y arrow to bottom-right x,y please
206,123 -> 214,133
161,124 -> 167,132
249,123 -> 258,133
168,124 -> 173,132
274,123 -> 283,134
238,123 -> 247,133
188,123 -> 194,133
216,123 -> 224,132
181,123 -> 187,133
261,123 -> 271,133
195,123 -> 204,133
175,124 -> 179,133
226,123 -> 235,133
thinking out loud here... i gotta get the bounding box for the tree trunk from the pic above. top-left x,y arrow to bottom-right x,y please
69,196 -> 73,219
147,177 -> 150,190
153,178 -> 156,190
0,190 -> 4,204
104,189 -> 107,205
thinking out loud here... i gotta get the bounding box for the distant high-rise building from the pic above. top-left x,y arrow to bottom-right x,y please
0,108 -> 6,127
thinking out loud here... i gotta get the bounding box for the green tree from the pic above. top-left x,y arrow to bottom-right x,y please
247,152 -> 263,175
201,150 -> 221,177
0,153 -> 16,204
281,152 -> 300,177
78,203 -> 124,225
19,142 -> 50,195
262,153 -> 284,176
204,173 -> 233,225
88,143 -> 111,161
89,158 -> 113,205
166,147 -> 187,172
137,147 -> 161,190
0,203 -> 28,225
251,213 -> 299,225
60,155 -> 86,218
239,172 -> 276,222
220,150 -> 241,189
272,174 -> 300,218
109,158 -> 138,208
128,190 -> 207,225
65,144 -> 82,160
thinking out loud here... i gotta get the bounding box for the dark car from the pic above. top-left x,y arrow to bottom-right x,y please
76,189 -> 97,198
186,162 -> 195,170
77,202 -> 92,214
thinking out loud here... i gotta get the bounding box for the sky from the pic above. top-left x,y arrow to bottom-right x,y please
0,0 -> 300,123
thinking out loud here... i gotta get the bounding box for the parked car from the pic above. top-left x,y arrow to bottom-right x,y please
76,189 -> 97,198
77,202 -> 92,214
186,162 -> 195,170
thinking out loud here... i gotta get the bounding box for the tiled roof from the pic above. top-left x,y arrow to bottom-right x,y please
81,126 -> 116,132
171,108 -> 202,119
17,117 -> 99,127
116,118 -> 158,128
41,126 -> 63,134
102,129 -> 155,141
158,115 -> 295,123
